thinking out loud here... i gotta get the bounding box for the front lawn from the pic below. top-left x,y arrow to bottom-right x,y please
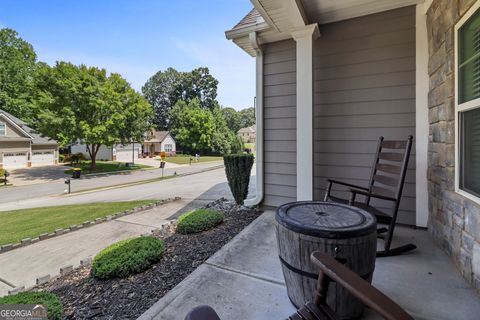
0,201 -> 155,246
163,155 -> 223,165
64,161 -> 150,175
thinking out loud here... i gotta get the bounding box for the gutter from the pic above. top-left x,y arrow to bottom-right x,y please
245,32 -> 264,207
225,21 -> 270,40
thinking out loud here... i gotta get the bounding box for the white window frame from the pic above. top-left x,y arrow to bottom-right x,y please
455,0 -> 480,204
164,144 -> 172,152
0,122 -> 6,136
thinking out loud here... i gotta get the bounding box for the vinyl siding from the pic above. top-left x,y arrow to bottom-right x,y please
263,39 -> 297,207
312,6 -> 416,225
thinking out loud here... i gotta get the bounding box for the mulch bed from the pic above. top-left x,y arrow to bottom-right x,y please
37,198 -> 261,319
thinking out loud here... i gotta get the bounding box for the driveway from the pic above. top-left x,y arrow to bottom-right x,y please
8,165 -> 71,186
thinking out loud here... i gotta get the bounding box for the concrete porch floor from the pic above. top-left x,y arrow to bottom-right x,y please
138,211 -> 480,320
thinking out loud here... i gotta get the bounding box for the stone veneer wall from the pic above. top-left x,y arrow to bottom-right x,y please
427,0 -> 480,291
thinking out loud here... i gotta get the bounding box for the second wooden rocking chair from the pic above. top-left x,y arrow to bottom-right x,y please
324,136 -> 416,257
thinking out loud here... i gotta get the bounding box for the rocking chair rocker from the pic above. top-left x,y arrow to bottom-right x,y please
324,136 -> 416,257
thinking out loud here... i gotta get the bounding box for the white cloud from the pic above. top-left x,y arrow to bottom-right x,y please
173,37 -> 255,110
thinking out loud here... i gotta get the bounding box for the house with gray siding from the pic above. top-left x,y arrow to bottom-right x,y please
226,0 -> 480,292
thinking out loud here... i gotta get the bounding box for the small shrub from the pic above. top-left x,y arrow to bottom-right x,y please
0,169 -> 9,184
91,236 -> 165,279
64,153 -> 86,165
0,291 -> 63,320
177,208 -> 224,234
223,154 -> 254,205
58,154 -> 65,163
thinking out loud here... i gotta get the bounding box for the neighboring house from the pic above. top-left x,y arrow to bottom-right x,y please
71,143 -> 142,162
226,0 -> 480,291
238,125 -> 256,143
0,109 -> 58,169
142,130 -> 176,157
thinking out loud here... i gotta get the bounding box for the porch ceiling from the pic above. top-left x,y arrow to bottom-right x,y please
301,0 -> 424,24
226,0 -> 424,56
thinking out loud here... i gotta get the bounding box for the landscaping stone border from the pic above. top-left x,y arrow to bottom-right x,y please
6,220 -> 176,296
0,197 -> 181,255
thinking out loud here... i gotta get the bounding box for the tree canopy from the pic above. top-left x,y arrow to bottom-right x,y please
142,67 -> 218,130
170,98 -> 216,153
0,28 -> 37,121
33,62 -> 153,168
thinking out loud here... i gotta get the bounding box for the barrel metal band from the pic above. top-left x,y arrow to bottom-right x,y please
278,255 -> 372,281
279,256 -> 318,279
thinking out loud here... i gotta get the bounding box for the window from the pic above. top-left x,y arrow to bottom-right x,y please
0,122 -> 5,136
456,2 -> 480,200
164,144 -> 172,152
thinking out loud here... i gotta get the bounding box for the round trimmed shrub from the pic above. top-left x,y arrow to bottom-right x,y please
91,236 -> 165,279
0,291 -> 63,320
177,208 -> 224,234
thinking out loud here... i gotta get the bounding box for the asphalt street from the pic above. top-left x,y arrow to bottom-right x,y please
0,161 -> 224,205
0,167 -> 256,212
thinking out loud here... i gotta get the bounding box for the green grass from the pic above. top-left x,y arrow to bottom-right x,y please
176,208 -> 224,234
164,155 -> 223,165
0,201 -> 155,246
92,236 -> 165,279
0,292 -> 63,320
64,161 -> 151,175
244,143 -> 255,150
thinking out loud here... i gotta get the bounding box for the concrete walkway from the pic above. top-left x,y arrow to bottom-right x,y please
0,199 -> 191,297
139,211 -> 480,320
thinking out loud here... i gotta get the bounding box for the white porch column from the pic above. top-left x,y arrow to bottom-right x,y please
292,24 -> 320,201
415,4 -> 429,227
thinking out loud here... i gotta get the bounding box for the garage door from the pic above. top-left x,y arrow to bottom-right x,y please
32,151 -> 55,166
3,153 -> 27,169
115,150 -> 139,162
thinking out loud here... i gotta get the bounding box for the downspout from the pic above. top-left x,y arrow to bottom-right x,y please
245,31 -> 264,206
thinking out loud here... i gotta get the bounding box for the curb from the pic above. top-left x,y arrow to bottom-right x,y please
0,197 -> 181,255
6,219 -> 177,296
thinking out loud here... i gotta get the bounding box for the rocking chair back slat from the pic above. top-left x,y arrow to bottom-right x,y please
373,174 -> 398,187
375,163 -> 402,175
379,152 -> 405,162
371,185 -> 396,198
381,140 -> 407,149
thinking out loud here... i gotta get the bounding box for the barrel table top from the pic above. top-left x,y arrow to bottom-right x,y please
276,201 -> 377,239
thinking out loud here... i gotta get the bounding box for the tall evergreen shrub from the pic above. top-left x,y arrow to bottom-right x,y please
223,154 -> 254,205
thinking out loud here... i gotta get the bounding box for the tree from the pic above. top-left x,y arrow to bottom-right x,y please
170,98 -> 216,153
0,28 -> 37,121
211,105 -> 233,155
180,67 -> 218,111
239,107 -> 256,129
142,67 -> 219,129
33,62 -> 153,169
141,68 -> 182,130
221,107 -> 242,133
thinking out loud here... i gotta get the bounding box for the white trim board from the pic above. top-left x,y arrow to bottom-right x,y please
415,4 -> 429,227
454,1 -> 480,205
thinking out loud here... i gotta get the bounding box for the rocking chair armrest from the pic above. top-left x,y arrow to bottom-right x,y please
349,188 -> 396,202
310,251 -> 414,320
326,179 -> 369,191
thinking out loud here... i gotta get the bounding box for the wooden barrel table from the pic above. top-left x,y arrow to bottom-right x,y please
276,201 -> 377,319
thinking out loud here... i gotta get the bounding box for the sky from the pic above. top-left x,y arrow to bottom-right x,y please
0,0 -> 255,110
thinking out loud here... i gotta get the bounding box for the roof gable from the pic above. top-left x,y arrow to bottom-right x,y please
0,109 -> 58,145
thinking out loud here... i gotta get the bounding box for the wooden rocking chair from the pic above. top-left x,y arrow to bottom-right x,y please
324,136 -> 416,257
185,251 -> 413,320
